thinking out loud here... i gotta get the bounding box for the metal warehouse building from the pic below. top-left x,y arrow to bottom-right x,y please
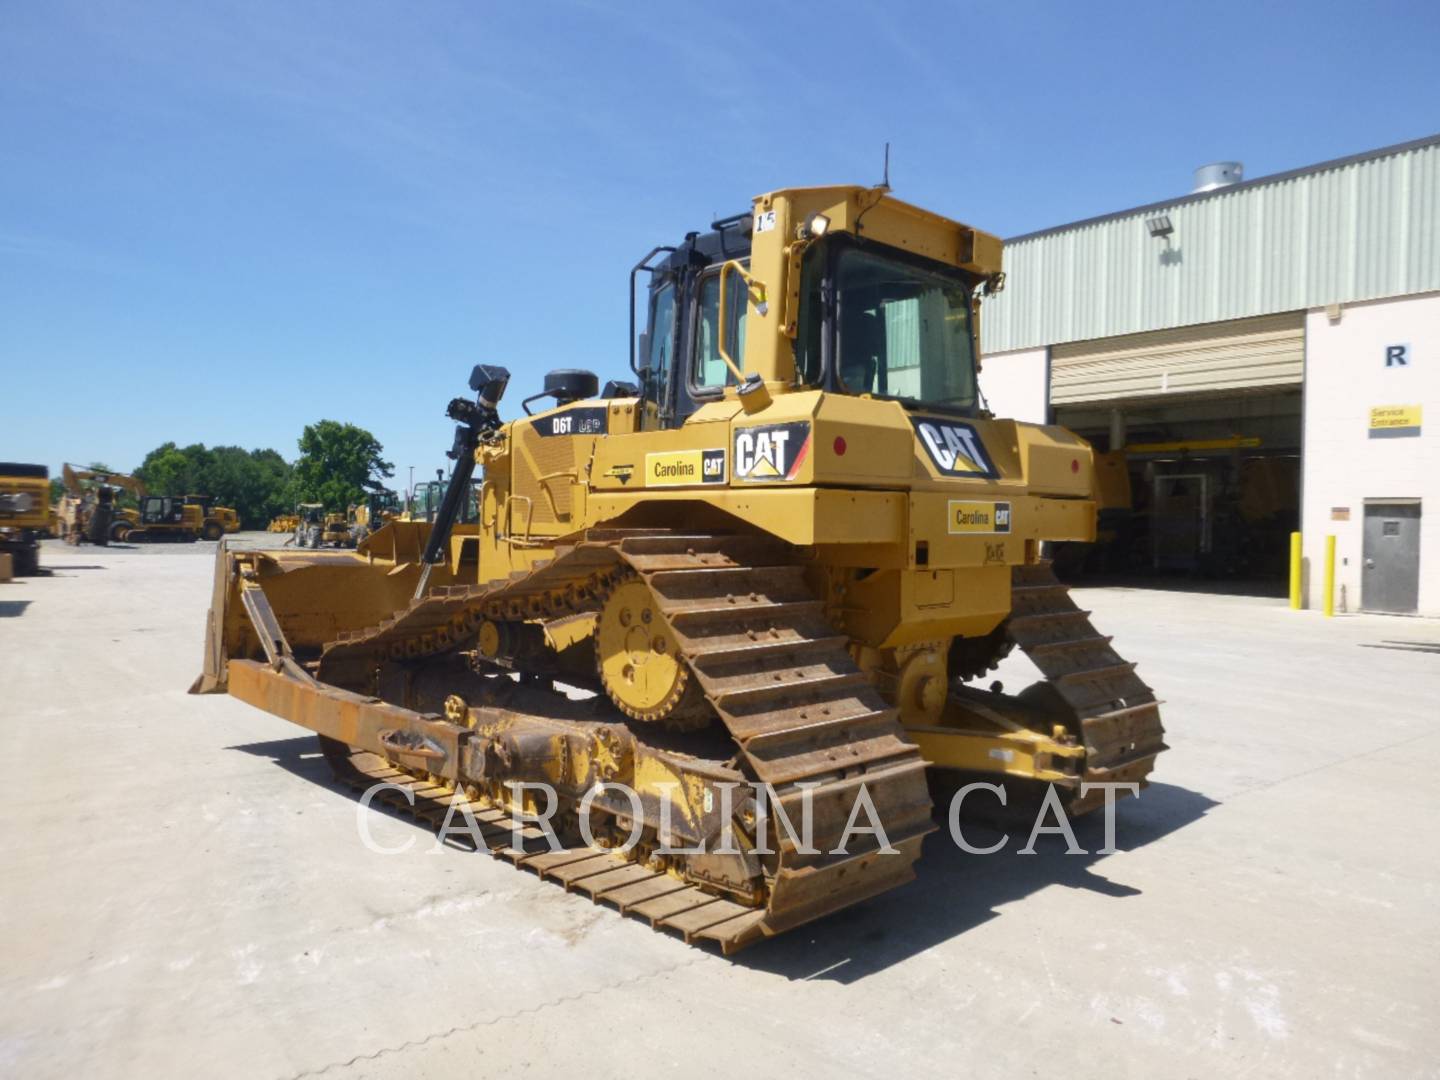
978,134 -> 1440,616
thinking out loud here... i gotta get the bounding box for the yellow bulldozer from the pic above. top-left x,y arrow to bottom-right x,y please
195,184 -> 1166,952
0,462 -> 50,575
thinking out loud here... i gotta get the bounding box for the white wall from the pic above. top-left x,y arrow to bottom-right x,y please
979,346 -> 1049,424
1301,292 -> 1440,614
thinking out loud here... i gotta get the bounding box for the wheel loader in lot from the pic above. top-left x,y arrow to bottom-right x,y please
291,503 -> 325,548
194,184 -> 1167,952
322,511 -> 352,548
348,489 -> 400,546
291,503 -> 353,548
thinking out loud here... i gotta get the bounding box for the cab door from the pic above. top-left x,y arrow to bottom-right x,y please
637,280 -> 677,431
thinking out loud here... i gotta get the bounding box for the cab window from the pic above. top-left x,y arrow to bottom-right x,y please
693,268 -> 747,392
644,282 -> 677,409
834,246 -> 976,409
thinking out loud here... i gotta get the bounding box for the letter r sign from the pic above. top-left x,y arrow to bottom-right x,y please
1385,344 -> 1410,367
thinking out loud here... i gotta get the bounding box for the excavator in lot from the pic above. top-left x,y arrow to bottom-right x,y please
195,184 -> 1167,952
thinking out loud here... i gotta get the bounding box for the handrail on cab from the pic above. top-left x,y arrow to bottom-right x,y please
717,259 -> 772,413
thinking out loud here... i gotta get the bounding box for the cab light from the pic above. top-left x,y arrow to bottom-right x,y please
803,213 -> 831,240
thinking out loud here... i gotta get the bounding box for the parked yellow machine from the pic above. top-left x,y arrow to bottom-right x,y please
195,184 -> 1166,951
288,503 -> 355,548
291,503 -> 325,548
268,514 -> 299,533
56,463 -> 136,545
400,477 -> 445,523
321,511 -> 351,548
112,492 -> 238,542
0,462 -> 50,575
58,465 -> 239,543
186,495 -> 240,535
348,490 -> 400,545
114,495 -> 232,542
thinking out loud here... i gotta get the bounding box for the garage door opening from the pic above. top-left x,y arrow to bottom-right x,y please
1052,389 -> 1302,595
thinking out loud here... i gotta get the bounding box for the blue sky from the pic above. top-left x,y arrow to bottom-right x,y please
4,0 -> 1437,490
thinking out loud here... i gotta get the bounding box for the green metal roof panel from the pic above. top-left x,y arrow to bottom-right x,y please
980,136 -> 1440,354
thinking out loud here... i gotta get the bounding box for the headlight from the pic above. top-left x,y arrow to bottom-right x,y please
800,213 -> 831,240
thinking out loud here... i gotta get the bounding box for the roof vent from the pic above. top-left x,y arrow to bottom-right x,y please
1192,161 -> 1243,193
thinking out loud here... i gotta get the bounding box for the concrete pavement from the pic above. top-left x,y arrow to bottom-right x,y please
2,536 -> 1436,1078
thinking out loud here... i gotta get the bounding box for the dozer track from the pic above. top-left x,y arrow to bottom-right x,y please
313,530 -> 934,948
319,739 -> 783,953
1002,563 -> 1168,812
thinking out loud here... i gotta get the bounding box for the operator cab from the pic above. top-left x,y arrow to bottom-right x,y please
632,215 -> 754,427
633,206 -> 984,430
366,490 -> 399,516
141,495 -> 185,525
409,480 -> 446,523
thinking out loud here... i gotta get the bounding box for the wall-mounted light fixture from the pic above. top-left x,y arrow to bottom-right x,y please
1145,215 -> 1174,239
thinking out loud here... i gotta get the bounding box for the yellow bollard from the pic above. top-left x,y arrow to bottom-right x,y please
1289,531 -> 1302,610
1324,535 -> 1336,618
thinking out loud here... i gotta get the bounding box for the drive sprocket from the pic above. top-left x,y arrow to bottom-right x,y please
594,575 -> 711,730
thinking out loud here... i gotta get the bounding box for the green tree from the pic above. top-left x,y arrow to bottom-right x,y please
135,443 -> 192,494
205,446 -> 295,526
289,420 -> 394,511
134,442 -> 294,527
246,448 -> 293,523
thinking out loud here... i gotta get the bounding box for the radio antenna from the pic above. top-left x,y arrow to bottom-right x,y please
856,143 -> 893,234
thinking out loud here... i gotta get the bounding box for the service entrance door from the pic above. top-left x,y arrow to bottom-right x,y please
1362,501 -> 1421,614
